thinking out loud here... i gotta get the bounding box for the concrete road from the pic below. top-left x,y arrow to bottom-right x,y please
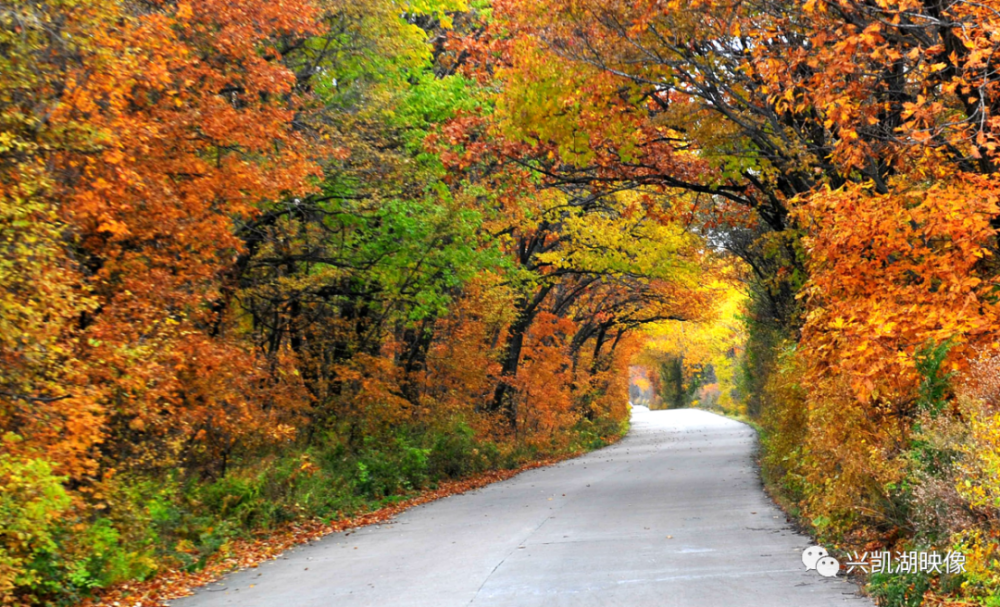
173,407 -> 872,607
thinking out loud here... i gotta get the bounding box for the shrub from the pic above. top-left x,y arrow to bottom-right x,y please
427,423 -> 498,478
0,450 -> 72,604
867,570 -> 931,607
355,435 -> 431,499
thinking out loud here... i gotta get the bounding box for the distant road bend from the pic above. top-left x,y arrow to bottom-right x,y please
173,407 -> 873,607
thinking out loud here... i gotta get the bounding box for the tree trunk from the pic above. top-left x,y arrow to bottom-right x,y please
489,284 -> 553,428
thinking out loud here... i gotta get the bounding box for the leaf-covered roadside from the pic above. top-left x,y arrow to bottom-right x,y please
74,450 -> 600,607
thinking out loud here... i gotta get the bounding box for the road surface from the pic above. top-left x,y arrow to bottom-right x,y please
173,407 -> 872,606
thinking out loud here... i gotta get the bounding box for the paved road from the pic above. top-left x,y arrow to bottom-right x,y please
173,407 -> 872,607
